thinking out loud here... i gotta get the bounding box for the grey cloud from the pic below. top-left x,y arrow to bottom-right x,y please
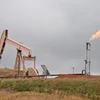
0,0 -> 100,74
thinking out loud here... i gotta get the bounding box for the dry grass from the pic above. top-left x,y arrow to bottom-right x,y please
0,68 -> 23,76
0,91 -> 89,100
0,68 -> 14,76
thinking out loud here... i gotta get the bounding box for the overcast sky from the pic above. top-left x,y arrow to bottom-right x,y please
0,0 -> 100,75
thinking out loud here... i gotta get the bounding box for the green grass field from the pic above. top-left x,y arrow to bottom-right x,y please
0,78 -> 100,100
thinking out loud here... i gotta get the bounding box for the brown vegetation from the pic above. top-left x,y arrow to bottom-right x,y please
0,91 -> 89,100
56,74 -> 100,79
0,68 -> 23,76
0,68 -> 14,76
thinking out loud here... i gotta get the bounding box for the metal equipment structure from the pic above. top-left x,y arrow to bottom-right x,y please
0,30 -> 38,76
84,42 -> 91,75
41,65 -> 50,77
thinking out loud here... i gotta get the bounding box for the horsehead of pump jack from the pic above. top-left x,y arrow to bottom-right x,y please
0,30 -> 38,76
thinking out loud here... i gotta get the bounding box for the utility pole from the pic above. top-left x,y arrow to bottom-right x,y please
71,67 -> 75,74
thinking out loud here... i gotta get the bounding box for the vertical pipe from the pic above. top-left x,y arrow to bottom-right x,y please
85,42 -> 91,75
88,43 -> 91,75
85,43 -> 88,74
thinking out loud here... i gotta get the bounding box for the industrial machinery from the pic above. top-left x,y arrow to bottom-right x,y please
41,65 -> 51,78
84,42 -> 91,75
41,65 -> 50,76
0,30 -> 38,76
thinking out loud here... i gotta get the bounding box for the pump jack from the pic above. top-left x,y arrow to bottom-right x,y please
0,30 -> 38,76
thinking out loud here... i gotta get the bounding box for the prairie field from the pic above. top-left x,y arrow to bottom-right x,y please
0,78 -> 100,100
0,91 -> 89,100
